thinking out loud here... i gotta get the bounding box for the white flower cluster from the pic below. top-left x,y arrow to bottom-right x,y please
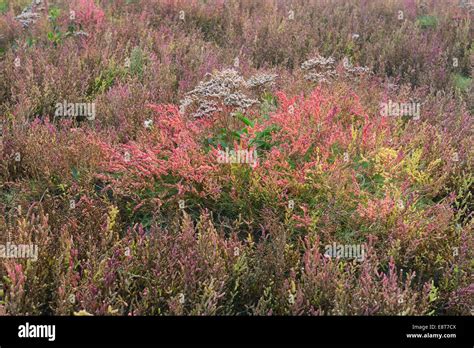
301,55 -> 337,83
301,55 -> 371,83
301,55 -> 335,70
193,100 -> 219,118
180,69 -> 276,118
15,0 -> 43,28
245,73 -> 278,88
224,92 -> 256,108
343,62 -> 371,76
459,0 -> 474,11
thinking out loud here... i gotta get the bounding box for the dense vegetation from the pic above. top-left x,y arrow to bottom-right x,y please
0,0 -> 472,315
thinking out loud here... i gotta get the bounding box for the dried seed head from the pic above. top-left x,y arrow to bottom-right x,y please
179,68 -> 276,118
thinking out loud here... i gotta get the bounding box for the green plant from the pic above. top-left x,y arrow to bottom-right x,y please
0,0 -> 8,14
416,15 -> 438,29
452,73 -> 472,92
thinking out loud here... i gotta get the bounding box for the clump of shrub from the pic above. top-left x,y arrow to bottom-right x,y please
0,0 -> 472,316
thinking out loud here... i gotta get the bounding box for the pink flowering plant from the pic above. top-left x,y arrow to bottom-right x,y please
0,0 -> 472,316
